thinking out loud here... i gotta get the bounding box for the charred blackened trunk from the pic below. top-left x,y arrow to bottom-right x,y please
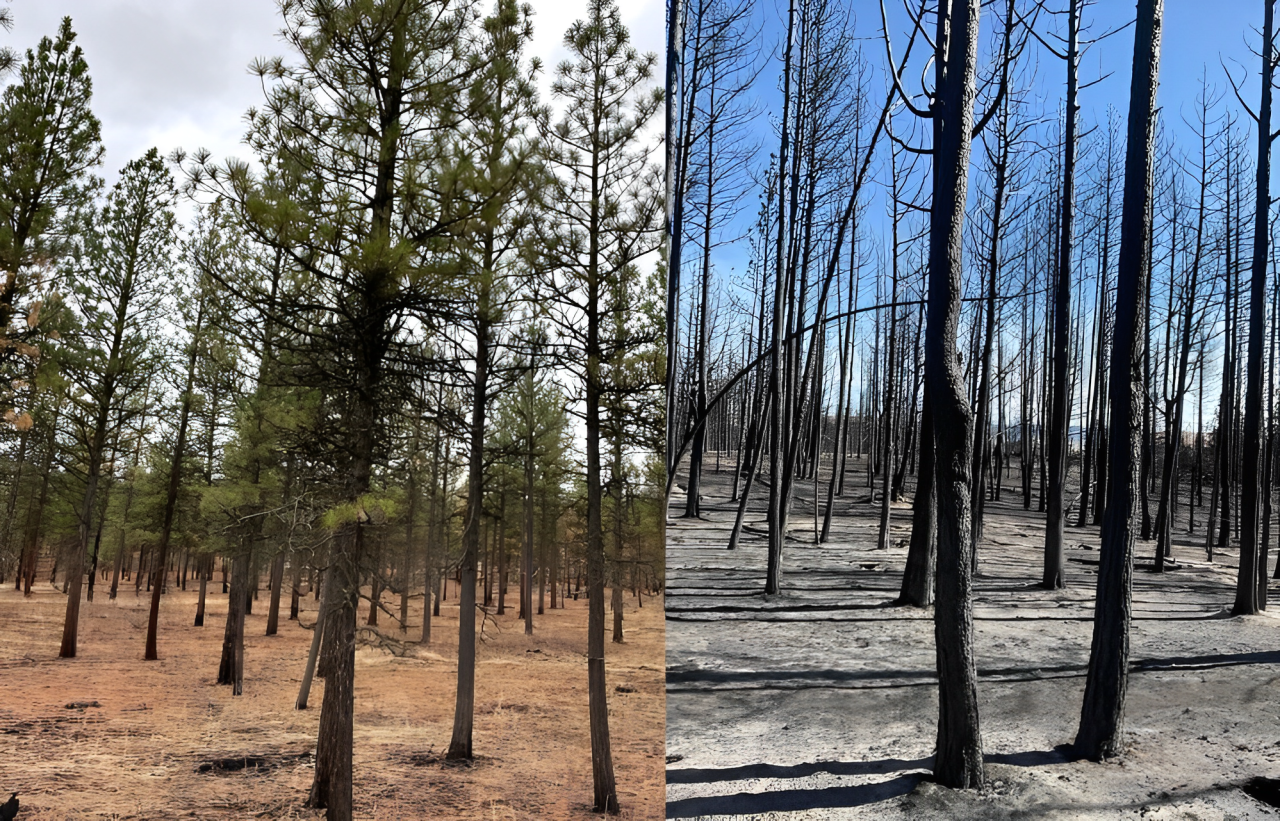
923,0 -> 984,788
1234,0 -> 1275,616
1076,0 -> 1162,761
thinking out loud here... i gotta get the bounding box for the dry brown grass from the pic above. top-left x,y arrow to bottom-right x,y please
0,573 -> 664,820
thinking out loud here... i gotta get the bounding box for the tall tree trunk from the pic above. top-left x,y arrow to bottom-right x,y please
1076,0 -> 1162,761
523,443 -> 535,635
1234,0 -> 1274,616
923,0 -> 984,788
448,228 -> 493,760
972,35 -> 1011,547
1044,0 -> 1081,589
665,0 -> 686,496
765,0 -> 797,596
1155,112 -> 1210,567
145,305 -> 203,659
59,411 -> 108,659
684,80 -> 716,519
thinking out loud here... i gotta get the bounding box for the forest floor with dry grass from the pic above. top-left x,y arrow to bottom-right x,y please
0,570 -> 664,820
666,460 -> 1280,820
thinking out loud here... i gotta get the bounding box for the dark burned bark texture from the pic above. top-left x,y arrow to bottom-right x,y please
1044,0 -> 1081,590
1076,0 -> 1162,762
899,394 -> 936,607
925,0 -> 984,790
765,0 -> 798,596
1234,0 -> 1274,616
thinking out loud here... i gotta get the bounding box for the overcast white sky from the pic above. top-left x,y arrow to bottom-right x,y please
8,0 -> 664,181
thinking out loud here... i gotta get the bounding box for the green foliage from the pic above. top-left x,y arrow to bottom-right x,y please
320,493 -> 400,531
490,362 -> 572,477
0,2 -> 15,77
0,16 -> 102,417
0,16 -> 102,309
57,149 -> 175,488
537,0 -> 665,393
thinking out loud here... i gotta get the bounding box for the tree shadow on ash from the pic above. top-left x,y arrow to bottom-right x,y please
665,773 -> 925,818
1132,648 -> 1280,670
664,747 -> 1085,817
666,757 -> 933,785
668,648 -> 1280,692
984,745 -> 1079,766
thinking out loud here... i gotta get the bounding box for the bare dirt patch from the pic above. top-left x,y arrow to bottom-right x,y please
0,576 -> 663,819
666,462 -> 1280,820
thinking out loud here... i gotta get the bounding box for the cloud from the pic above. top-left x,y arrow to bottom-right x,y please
6,0 -> 664,179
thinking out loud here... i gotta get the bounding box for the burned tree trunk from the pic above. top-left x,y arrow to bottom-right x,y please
1233,0 -> 1276,616
1044,0 -> 1081,590
918,0 -> 986,789
1076,0 -> 1163,761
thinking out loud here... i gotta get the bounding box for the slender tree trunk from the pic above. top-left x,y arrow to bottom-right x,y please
146,298 -> 205,659
297,569 -> 328,710
1044,0 -> 1080,589
523,445 -> 535,635
1234,0 -> 1274,616
266,552 -> 286,636
448,230 -> 493,760
765,0 -> 797,596
59,417 -> 107,659
899,394 -> 936,607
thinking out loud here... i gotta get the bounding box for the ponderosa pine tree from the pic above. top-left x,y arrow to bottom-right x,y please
919,0 -> 985,789
447,0 -> 541,762
185,1 -> 479,815
883,0 -> 1011,789
538,0 -> 664,809
1040,0 -> 1084,590
0,16 -> 102,411
666,0 -> 685,484
1154,77 -> 1217,569
57,148 -> 174,659
143,246 -> 211,661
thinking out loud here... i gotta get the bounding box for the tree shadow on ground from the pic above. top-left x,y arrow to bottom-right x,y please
664,747 -> 1083,817
666,757 -> 933,785
665,773 -> 925,818
667,648 -> 1280,692
984,745 -> 1079,767
1133,648 -> 1280,670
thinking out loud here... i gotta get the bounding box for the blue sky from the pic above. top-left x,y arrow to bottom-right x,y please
708,0 -> 1274,263
683,0 -> 1279,429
